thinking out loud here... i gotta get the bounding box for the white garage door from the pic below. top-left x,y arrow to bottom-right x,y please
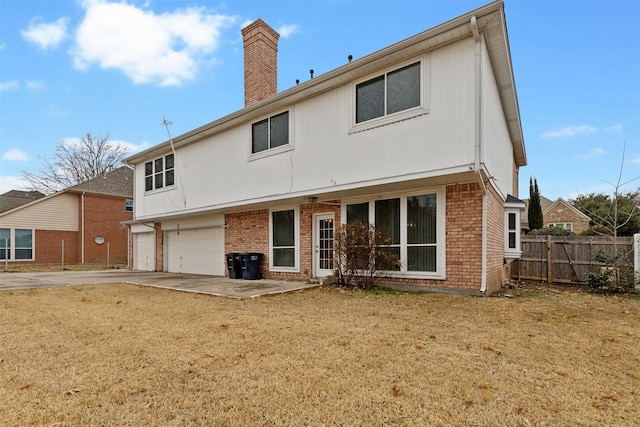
166,227 -> 225,275
134,232 -> 155,271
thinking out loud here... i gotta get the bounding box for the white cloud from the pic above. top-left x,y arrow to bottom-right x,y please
541,125 -> 597,139
71,1 -> 236,86
3,148 -> 29,162
26,80 -> 46,90
278,24 -> 299,38
21,17 -> 69,50
583,148 -> 605,159
0,80 -> 19,91
604,124 -> 623,133
0,42 -> 6,51
628,155 -> 640,165
0,176 -> 30,193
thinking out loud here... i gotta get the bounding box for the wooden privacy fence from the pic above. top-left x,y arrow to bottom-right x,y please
511,235 -> 635,285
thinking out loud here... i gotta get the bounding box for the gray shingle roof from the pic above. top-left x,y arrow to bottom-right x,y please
68,166 -> 133,198
0,190 -> 46,213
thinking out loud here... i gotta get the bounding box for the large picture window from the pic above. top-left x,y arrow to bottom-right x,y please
344,190 -> 444,276
356,62 -> 420,123
252,111 -> 289,154
270,207 -> 299,271
145,154 -> 175,192
0,228 -> 33,261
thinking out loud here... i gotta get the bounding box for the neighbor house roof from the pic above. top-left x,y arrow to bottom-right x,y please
521,196 -> 553,224
543,198 -> 591,221
125,0 -> 525,168
0,190 -> 46,213
67,166 -> 133,198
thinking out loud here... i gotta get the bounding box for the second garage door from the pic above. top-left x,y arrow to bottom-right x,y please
166,227 -> 225,276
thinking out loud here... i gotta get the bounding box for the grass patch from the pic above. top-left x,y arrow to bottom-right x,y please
1,263 -> 128,273
1,284 -> 638,425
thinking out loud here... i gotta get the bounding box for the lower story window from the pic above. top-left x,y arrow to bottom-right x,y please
270,207 -> 299,270
0,228 -> 33,260
344,189 -> 444,276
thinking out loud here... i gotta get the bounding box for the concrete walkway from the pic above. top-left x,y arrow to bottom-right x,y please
0,270 -> 321,299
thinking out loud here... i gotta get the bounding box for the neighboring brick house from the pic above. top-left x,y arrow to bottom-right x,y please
125,1 -> 527,295
0,166 -> 133,265
522,197 -> 591,234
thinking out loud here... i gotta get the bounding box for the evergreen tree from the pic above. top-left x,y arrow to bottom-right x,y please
528,177 -> 544,230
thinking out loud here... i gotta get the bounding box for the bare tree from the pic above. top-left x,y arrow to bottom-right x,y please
22,133 -> 129,194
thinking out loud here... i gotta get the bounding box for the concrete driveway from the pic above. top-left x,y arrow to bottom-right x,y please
0,270 -> 320,299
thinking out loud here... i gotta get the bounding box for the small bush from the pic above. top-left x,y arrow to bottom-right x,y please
333,222 -> 401,289
586,250 -> 637,292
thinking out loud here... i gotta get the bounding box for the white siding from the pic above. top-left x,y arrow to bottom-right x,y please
134,37 -> 490,219
0,192 -> 78,231
481,40 -> 515,199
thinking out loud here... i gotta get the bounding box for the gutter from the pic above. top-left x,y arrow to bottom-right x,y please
81,192 -> 85,264
471,16 -> 488,294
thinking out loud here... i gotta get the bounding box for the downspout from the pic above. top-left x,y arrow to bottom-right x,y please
81,192 -> 85,264
471,16 -> 488,293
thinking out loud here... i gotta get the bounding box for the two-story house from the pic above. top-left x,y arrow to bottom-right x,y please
0,166 -> 133,266
125,0 -> 526,294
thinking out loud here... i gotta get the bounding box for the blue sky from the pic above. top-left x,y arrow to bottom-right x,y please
1,0 -> 639,200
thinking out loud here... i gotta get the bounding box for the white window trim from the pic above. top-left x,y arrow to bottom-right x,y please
249,109 -> 294,161
504,209 -> 522,259
144,154 -> 176,193
269,205 -> 300,273
349,55 -> 431,134
340,187 -> 446,279
0,228 -> 35,262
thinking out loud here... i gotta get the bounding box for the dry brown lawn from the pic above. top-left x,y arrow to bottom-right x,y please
1,284 -> 638,426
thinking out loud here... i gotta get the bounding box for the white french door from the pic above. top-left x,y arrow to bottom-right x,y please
313,213 -> 335,278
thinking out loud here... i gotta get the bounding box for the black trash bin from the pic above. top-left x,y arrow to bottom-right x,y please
241,253 -> 263,280
225,253 -> 242,279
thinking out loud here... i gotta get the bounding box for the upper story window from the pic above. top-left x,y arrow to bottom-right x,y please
356,62 -> 421,123
145,154 -> 174,192
252,111 -> 289,154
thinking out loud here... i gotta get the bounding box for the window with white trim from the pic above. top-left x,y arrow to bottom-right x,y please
270,207 -> 299,271
145,154 -> 174,192
549,222 -> 572,231
504,209 -> 522,258
252,111 -> 289,154
344,189 -> 444,277
356,62 -> 421,124
0,228 -> 34,261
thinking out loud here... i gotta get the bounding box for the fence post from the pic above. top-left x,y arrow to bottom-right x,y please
546,235 -> 553,283
634,234 -> 639,290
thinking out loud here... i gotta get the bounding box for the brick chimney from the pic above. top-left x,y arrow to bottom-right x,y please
241,19 -> 280,107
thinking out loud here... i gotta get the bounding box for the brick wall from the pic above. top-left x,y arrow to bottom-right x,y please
34,230 -> 79,264
81,194 -> 130,264
154,222 -> 163,272
485,184 -> 508,294
223,186 -> 508,293
544,206 -> 590,234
